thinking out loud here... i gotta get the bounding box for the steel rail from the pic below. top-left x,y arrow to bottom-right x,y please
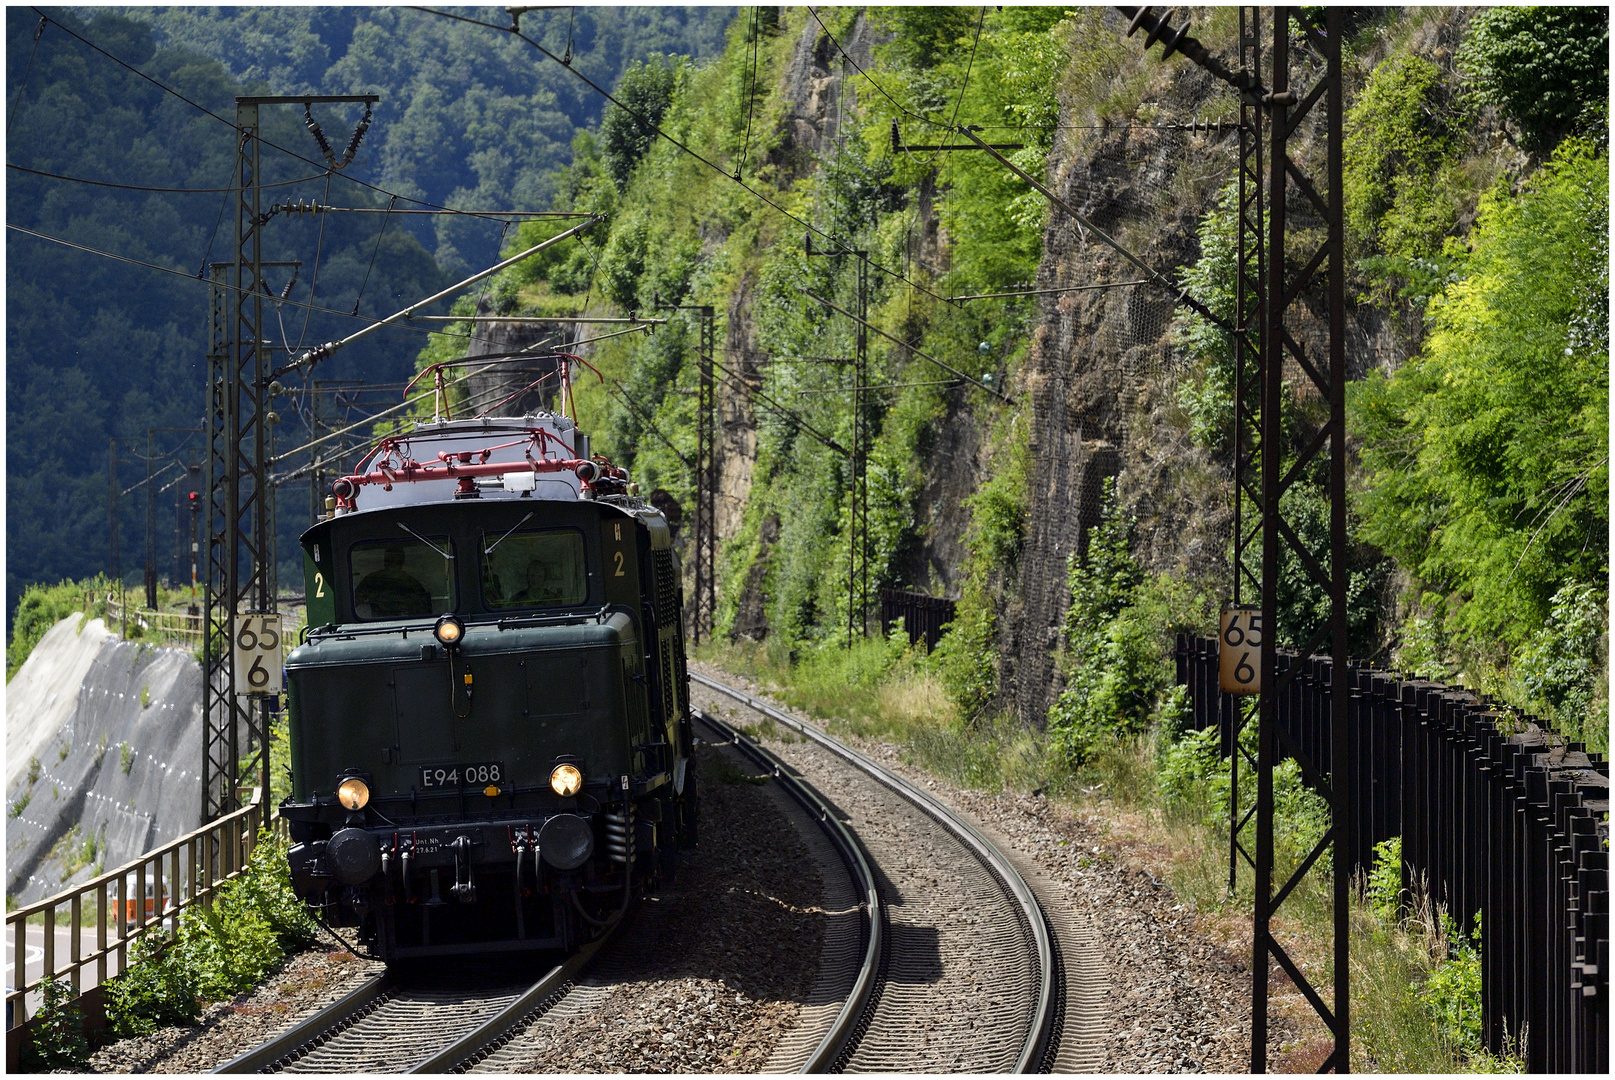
214,928 -> 614,1074
690,671 -> 1057,1072
408,931 -> 610,1073
213,973 -> 394,1073
690,707 -> 882,1073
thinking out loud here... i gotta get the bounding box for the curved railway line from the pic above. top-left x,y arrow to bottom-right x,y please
690,670 -> 1074,1073
217,668 -> 1092,1074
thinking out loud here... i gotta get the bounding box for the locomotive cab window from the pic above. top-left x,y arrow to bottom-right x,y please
350,536 -> 454,620
482,528 -> 588,610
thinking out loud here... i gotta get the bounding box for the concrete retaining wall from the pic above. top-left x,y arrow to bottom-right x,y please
6,617 -> 204,905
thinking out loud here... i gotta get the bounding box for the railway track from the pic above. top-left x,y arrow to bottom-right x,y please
690,669 -> 1066,1073
217,670 -> 1072,1074
213,935 -> 609,1074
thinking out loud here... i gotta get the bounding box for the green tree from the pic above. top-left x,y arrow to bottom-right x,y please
600,56 -> 682,192
1458,7 -> 1609,154
1351,140 -> 1609,645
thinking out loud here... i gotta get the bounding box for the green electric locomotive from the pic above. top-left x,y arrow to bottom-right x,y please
280,410 -> 696,960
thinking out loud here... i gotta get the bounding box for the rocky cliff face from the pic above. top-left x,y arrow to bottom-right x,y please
720,12 -> 877,640
997,11 -> 1468,726
459,294 -> 567,418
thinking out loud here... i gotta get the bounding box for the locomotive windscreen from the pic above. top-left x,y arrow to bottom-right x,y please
481,528 -> 588,609
350,535 -> 455,619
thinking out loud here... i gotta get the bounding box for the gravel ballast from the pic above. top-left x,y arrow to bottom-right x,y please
691,662 -> 1291,1073
85,735 -> 828,1074
476,736 -> 827,1073
86,945 -> 385,1074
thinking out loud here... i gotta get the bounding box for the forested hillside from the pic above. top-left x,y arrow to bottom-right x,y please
8,6 -> 1606,751
5,6 -> 730,617
433,6 -> 1606,750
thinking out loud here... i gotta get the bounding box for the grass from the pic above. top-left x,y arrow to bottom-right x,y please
698,636 -> 1523,1073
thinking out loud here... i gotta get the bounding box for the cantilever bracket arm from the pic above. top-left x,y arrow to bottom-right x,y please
276,215 -> 601,379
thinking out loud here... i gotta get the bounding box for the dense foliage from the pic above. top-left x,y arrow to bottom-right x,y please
105,829 -> 317,1038
1351,140 -> 1609,648
1457,6 -> 1609,154
126,6 -> 733,272
444,8 -> 1075,656
1343,52 -> 1468,303
6,577 -> 108,679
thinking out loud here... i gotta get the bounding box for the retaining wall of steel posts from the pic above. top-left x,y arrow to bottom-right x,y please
879,588 -> 956,652
1176,634 -> 1608,1072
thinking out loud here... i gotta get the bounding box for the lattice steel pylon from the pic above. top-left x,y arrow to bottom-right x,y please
694,307 -> 716,644
1120,7 -> 1350,1071
203,95 -> 376,824
1226,2 -> 1264,904
1254,11 -> 1349,1070
805,236 -> 871,647
651,301 -> 718,643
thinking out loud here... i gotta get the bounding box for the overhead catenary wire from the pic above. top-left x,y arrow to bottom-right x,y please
949,279 -> 1153,301
949,124 -> 1234,334
6,162 -> 331,194
792,379 -> 965,395
30,9 -> 540,228
271,324 -> 655,465
277,215 -> 601,376
410,5 -> 955,307
266,203 -> 590,217
706,353 -> 850,457
6,223 -> 482,349
804,290 -> 1014,404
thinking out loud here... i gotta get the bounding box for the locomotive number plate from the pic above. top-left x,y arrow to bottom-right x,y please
420,762 -> 504,789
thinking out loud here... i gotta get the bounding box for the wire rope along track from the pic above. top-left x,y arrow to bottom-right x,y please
691,672 -> 1058,1073
213,931 -> 612,1074
690,706 -> 882,1073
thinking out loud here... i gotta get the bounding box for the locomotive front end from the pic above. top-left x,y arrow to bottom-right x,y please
277,418 -> 694,960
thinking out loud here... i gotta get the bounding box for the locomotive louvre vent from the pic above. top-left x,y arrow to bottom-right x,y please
653,549 -> 678,626
660,638 -> 678,719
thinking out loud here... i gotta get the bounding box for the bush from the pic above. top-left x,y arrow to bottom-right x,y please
1514,582 -> 1608,751
105,931 -> 200,1039
932,417 -> 1029,720
1174,182 -> 1240,450
1365,836 -> 1405,923
1351,139 -> 1609,649
106,829 -> 316,1037
1157,722 -> 1221,816
1421,914 -> 1485,1058
8,576 -> 107,680
24,977 -> 91,1070
1343,52 -> 1467,303
1459,6 -> 1609,154
1045,479 -> 1215,766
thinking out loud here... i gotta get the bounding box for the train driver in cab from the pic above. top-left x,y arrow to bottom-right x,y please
354,544 -> 434,618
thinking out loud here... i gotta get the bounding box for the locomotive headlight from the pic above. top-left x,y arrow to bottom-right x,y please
550,763 -> 583,797
434,613 -> 465,649
337,777 -> 370,810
